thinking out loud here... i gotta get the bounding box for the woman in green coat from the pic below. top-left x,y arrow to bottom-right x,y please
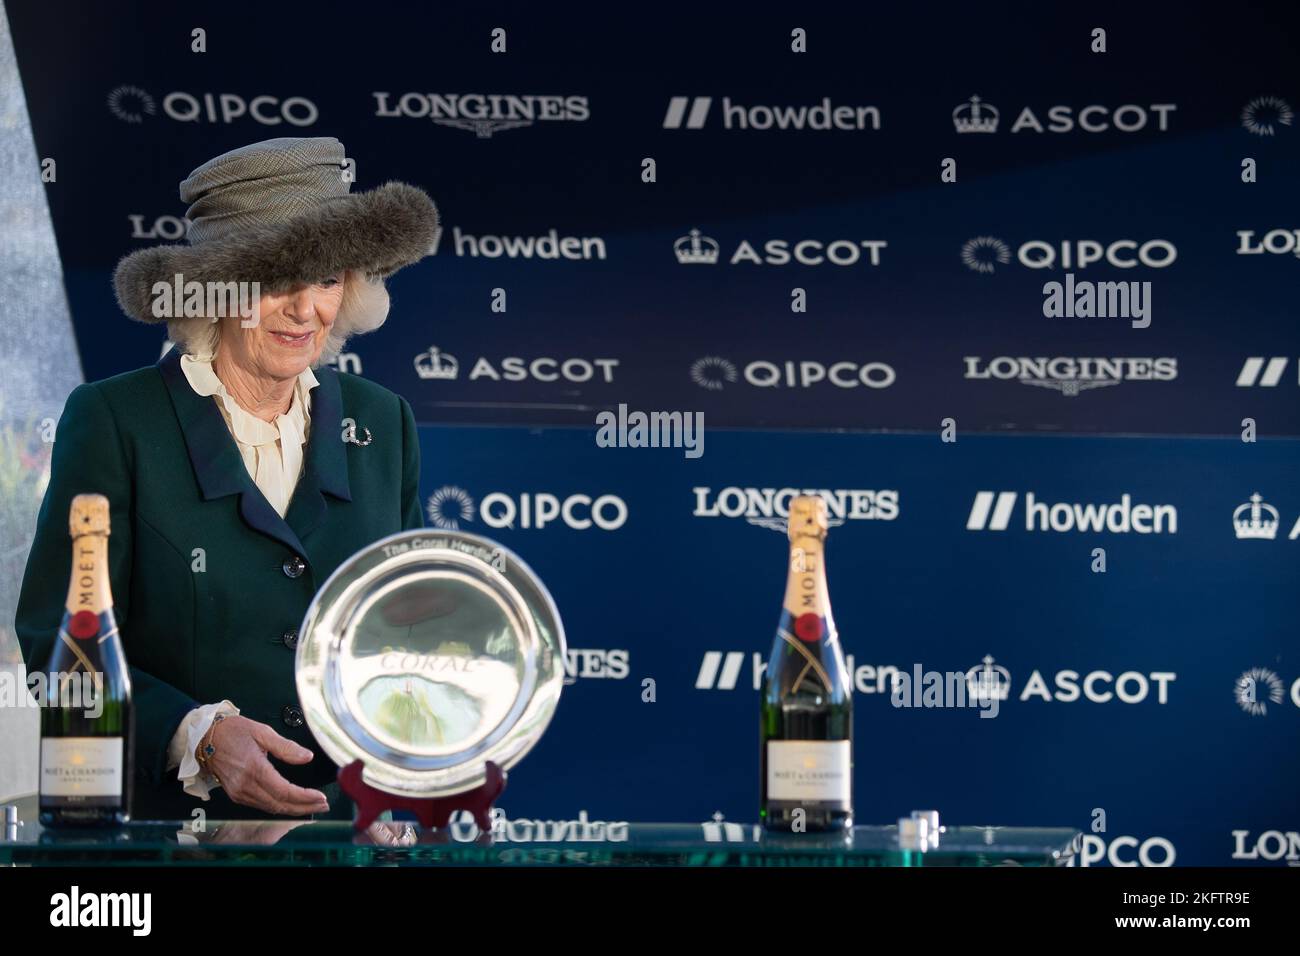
15,136 -> 440,822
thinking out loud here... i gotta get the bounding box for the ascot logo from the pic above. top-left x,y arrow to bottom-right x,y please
108,85 -> 318,126
953,95 -> 999,133
1233,493 -> 1280,540
450,226 -> 608,260
966,492 -> 1178,534
1236,357 -> 1298,387
414,346 -> 618,384
963,237 -> 1177,272
663,96 -> 881,131
1240,96 -> 1294,137
964,356 -> 1177,396
373,92 -> 589,137
693,486 -> 899,532
951,97 -> 1177,134
689,357 -> 895,390
674,229 -> 886,267
1235,667 -> 1285,716
1236,229 -> 1300,256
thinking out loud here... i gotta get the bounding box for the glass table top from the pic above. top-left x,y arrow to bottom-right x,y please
0,809 -> 1080,867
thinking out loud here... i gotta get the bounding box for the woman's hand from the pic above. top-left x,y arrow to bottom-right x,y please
201,715 -> 330,816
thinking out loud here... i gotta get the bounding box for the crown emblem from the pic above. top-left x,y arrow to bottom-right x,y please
674,228 -> 719,265
414,345 -> 460,381
965,655 -> 1011,702
1233,492 -> 1279,539
953,95 -> 1000,134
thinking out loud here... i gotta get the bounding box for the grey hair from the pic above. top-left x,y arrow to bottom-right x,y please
165,269 -> 391,366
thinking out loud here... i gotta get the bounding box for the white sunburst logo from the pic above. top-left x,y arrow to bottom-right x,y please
690,356 -> 738,391
1241,96 -> 1294,137
426,486 -> 475,530
961,236 -> 1011,274
107,85 -> 157,124
1235,666 -> 1284,716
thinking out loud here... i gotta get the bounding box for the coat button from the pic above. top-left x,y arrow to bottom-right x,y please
282,555 -> 306,578
281,628 -> 298,650
282,705 -> 304,728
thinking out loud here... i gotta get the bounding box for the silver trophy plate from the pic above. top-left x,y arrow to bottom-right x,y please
296,529 -> 565,798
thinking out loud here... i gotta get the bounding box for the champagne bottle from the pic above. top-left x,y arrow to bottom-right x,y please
38,494 -> 134,827
760,495 -> 853,831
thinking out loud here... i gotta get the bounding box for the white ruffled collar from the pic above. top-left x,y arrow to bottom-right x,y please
179,350 -> 318,446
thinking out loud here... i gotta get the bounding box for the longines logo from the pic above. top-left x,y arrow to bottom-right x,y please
966,492 -> 1178,534
964,357 -> 1177,396
129,215 -> 190,241
415,346 -> 618,383
692,486 -> 899,531
373,92 -> 589,137
108,85 -> 317,126
663,96 -> 881,131
563,649 -> 630,684
952,96 -> 1176,134
1232,830 -> 1300,865
1240,96 -> 1293,137
674,229 -> 886,267
689,356 -> 895,390
426,486 -> 627,531
962,237 -> 1177,272
1236,229 -> 1300,256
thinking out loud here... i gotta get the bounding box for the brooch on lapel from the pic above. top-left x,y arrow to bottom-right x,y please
343,419 -> 373,446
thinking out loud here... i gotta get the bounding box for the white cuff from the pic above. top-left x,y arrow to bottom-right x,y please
165,700 -> 240,801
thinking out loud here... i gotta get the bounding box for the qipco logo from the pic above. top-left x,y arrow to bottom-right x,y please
743,360 -> 896,389
162,92 -> 319,126
480,492 -> 628,531
1070,834 -> 1176,867
1017,239 -> 1177,270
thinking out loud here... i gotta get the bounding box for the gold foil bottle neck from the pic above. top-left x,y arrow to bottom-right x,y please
69,493 -> 111,538
787,495 -> 828,541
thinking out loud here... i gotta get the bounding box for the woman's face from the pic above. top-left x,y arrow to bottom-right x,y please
218,272 -> 345,381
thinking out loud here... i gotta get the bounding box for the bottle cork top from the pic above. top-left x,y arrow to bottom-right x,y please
787,494 -> 828,540
69,493 -> 111,537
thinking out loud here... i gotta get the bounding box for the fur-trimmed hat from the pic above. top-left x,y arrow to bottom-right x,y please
112,136 -> 439,323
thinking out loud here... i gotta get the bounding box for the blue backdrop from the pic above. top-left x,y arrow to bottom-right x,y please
8,0 -> 1299,864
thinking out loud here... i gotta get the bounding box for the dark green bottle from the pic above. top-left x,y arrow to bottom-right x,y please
760,495 -> 853,832
39,494 -> 134,827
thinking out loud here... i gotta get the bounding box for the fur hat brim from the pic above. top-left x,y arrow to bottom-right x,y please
112,181 -> 439,323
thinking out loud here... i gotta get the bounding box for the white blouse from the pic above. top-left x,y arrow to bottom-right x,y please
164,349 -> 319,800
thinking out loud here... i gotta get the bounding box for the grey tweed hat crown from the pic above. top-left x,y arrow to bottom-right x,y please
113,136 -> 440,323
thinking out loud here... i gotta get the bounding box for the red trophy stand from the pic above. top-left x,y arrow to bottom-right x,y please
339,759 -> 506,831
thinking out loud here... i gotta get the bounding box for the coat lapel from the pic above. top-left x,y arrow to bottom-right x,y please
157,346 -> 352,558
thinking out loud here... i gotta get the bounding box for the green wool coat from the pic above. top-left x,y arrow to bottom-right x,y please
15,346 -> 424,821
